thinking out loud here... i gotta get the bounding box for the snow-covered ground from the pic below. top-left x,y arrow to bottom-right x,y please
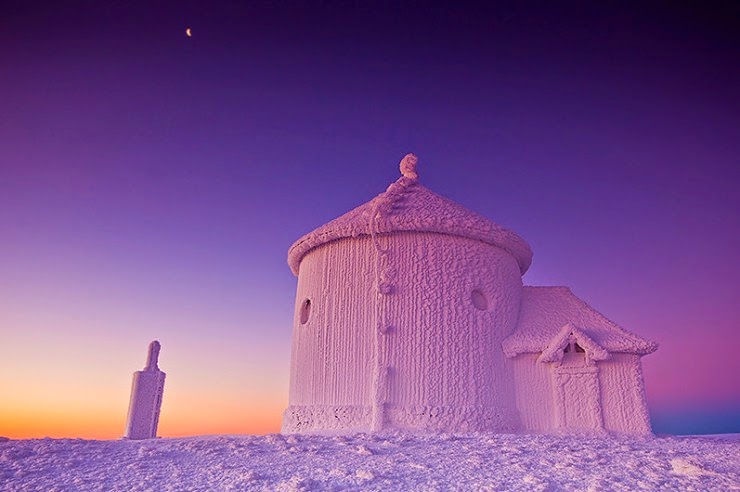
2,433 -> 738,491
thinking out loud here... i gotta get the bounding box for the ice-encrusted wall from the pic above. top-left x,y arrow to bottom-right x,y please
510,350 -> 653,435
510,354 -> 554,432
285,237 -> 376,427
282,231 -> 523,433
597,354 -> 652,434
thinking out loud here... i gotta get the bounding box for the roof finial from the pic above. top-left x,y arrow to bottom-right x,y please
400,153 -> 419,180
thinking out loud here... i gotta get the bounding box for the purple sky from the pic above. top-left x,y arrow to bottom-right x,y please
1,1 -> 738,437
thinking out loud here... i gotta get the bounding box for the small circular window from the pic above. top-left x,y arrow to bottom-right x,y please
471,289 -> 488,311
299,299 -> 312,324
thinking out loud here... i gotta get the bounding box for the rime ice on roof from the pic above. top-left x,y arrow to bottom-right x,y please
124,341 -> 166,440
287,154 -> 533,276
503,287 -> 658,358
282,153 -> 657,436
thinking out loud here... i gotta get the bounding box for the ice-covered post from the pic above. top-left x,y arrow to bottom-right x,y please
124,341 -> 166,440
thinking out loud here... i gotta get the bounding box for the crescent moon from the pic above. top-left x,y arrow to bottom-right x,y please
186,28 -> 192,37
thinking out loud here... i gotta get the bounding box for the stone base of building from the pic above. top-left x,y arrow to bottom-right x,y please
281,404 -> 519,434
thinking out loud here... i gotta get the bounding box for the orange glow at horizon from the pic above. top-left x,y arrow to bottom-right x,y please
0,403 -> 283,440
0,310 -> 291,440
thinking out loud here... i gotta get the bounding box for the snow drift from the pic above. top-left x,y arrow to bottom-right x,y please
2,433 -> 738,491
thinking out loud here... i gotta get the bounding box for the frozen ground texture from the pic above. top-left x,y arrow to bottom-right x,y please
2,433 -> 738,491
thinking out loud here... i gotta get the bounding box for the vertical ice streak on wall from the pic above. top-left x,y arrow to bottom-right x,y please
124,341 -> 166,440
370,202 -> 390,431
369,154 -> 418,431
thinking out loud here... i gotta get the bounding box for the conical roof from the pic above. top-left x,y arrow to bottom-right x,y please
287,154 -> 533,276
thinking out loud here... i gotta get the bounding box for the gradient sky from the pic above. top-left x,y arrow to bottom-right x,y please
1,1 -> 738,438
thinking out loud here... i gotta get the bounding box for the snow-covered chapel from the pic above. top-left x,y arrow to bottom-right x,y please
282,154 -> 657,435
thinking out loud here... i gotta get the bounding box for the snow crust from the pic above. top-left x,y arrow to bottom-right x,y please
2,433 -> 738,491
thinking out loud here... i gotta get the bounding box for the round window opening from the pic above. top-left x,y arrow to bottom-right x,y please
300,299 -> 312,325
471,289 -> 488,311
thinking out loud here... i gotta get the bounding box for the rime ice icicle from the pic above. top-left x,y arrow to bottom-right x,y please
124,341 -> 166,440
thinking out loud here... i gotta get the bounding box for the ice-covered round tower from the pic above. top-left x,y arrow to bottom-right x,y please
282,154 -> 533,433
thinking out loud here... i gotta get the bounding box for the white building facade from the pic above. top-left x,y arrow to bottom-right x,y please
282,155 -> 656,435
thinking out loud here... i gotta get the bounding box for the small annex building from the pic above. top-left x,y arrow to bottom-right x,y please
282,154 -> 657,435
